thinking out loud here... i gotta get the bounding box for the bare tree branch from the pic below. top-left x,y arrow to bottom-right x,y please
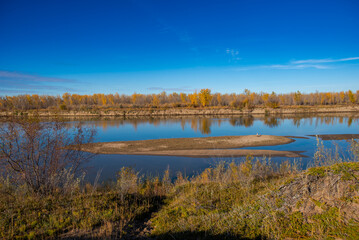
0,117 -> 96,195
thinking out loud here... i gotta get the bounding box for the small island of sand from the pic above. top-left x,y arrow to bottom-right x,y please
80,135 -> 304,158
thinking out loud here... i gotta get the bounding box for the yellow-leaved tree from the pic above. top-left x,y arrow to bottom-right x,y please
199,89 -> 212,107
348,90 -> 356,104
152,95 -> 159,107
188,91 -> 198,107
180,93 -> 187,104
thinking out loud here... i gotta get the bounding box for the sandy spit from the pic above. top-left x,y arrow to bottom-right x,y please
122,149 -> 305,158
308,134 -> 359,140
80,135 -> 300,157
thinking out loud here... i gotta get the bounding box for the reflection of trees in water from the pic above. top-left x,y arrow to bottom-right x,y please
325,117 -> 334,125
181,119 -> 186,130
189,118 -> 211,134
348,117 -> 353,127
199,118 -> 211,135
313,116 -> 358,127
66,114 -> 359,133
339,117 -> 343,124
148,117 -> 161,126
191,118 -> 198,132
229,116 -> 254,128
264,116 -> 280,128
292,118 -> 301,127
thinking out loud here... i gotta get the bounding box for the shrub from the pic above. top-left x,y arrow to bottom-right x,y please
0,117 -> 95,195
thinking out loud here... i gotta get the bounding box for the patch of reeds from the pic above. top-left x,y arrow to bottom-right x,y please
0,166 -> 170,239
151,140 -> 359,239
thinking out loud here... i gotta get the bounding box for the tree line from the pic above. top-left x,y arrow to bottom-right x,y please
0,89 -> 358,111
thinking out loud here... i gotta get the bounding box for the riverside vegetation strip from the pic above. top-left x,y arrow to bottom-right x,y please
1,144 -> 359,239
79,135 -> 305,158
1,89 -> 359,115
2,105 -> 359,117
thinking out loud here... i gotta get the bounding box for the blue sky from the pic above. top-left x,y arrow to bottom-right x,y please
0,0 -> 359,96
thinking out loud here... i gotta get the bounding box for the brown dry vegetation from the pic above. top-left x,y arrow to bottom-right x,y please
2,147 -> 357,239
1,89 -> 358,114
0,139 -> 358,239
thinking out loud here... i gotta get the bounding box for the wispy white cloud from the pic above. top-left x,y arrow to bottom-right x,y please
147,86 -> 194,92
0,70 -> 78,95
291,57 -> 359,64
234,56 -> 359,71
0,70 -> 75,83
235,63 -> 329,71
263,64 -> 330,70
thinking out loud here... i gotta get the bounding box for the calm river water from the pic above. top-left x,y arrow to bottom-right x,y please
67,114 -> 359,182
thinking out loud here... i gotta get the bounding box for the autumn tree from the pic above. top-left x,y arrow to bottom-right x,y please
228,93 -> 239,108
131,93 -> 138,105
293,91 -> 302,105
188,91 -> 198,107
180,93 -> 187,104
199,89 -> 212,107
216,93 -> 222,106
242,89 -> 252,109
152,95 -> 159,107
158,91 -> 167,105
261,93 -> 269,105
267,92 -> 279,108
108,94 -> 115,105
62,93 -> 71,107
1,89 -> 359,111
348,90 -> 356,104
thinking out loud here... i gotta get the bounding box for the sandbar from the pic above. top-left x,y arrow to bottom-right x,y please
80,135 -> 302,158
308,134 -> 359,140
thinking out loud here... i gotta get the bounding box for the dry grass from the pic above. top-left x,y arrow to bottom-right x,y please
1,140 -> 358,239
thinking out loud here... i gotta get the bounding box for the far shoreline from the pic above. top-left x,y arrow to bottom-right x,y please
1,105 -> 359,118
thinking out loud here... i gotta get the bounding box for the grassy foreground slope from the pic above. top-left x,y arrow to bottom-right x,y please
1,146 -> 359,239
151,161 -> 359,239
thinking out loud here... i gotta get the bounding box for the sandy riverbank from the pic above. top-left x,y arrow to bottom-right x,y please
80,135 -> 303,158
108,149 -> 305,158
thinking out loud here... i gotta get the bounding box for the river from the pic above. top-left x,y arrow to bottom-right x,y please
64,113 -> 359,182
